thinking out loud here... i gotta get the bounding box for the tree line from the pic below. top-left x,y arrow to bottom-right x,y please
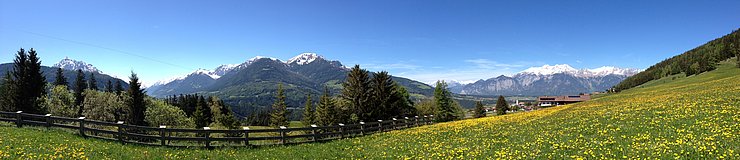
612,28 -> 740,92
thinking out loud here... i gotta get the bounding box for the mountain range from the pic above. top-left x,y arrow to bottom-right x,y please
452,64 -> 640,96
0,58 -> 129,90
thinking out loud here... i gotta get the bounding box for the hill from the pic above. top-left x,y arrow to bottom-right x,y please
1,58 -> 738,159
0,63 -> 129,90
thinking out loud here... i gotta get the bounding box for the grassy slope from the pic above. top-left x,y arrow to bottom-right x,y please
2,62 -> 740,159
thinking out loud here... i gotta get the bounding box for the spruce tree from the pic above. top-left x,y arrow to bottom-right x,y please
474,101 -> 486,118
392,83 -> 416,117
193,96 -> 212,128
126,72 -> 147,126
495,95 -> 509,115
0,72 -> 14,111
301,94 -> 315,126
54,68 -> 68,87
315,87 -> 336,126
114,80 -> 124,95
11,48 -> 47,114
434,80 -> 455,122
269,84 -> 289,127
74,69 -> 87,116
341,65 -> 371,121
88,73 -> 98,91
105,80 -> 114,93
369,71 -> 398,120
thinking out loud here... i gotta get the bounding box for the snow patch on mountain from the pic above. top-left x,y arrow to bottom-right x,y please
519,64 -> 639,77
287,52 -> 323,65
53,57 -> 102,74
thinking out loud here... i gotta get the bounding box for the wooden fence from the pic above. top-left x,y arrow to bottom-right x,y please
0,111 -> 434,148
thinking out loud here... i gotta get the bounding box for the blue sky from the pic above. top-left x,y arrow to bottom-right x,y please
1,0 -> 739,85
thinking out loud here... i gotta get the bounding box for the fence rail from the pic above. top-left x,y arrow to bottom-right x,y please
0,111 -> 434,148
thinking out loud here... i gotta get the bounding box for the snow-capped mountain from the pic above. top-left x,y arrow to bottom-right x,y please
53,57 -> 102,74
287,52 -> 323,65
454,64 -> 639,96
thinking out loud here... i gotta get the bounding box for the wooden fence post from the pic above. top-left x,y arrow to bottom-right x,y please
203,127 -> 211,148
78,117 -> 86,138
377,120 -> 383,132
117,121 -> 125,144
423,115 -> 428,125
414,116 -> 419,127
311,125 -> 318,142
429,115 -> 434,124
159,125 -> 167,146
243,127 -> 250,146
279,126 -> 287,145
404,117 -> 410,128
15,111 -> 22,128
44,114 -> 52,128
392,118 -> 398,130
338,123 -> 345,139
359,122 -> 365,136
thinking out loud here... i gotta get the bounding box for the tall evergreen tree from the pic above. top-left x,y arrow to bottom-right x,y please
369,71 -> 398,120
269,84 -> 289,127
434,80 -> 455,122
114,80 -> 124,95
11,48 -> 47,114
105,80 -> 114,93
88,73 -> 98,91
301,94 -> 315,126
392,83 -> 416,117
474,101 -> 486,118
193,96 -> 212,128
74,69 -> 87,116
315,87 -> 336,126
54,68 -> 68,87
341,65 -> 371,121
495,95 -> 509,115
0,71 -> 14,111
126,72 -> 147,126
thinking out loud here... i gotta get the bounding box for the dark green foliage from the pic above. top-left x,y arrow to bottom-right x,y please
114,80 -> 124,95
88,73 -> 98,91
54,68 -> 68,87
0,71 -> 14,111
193,96 -> 212,128
10,48 -> 47,114
474,101 -> 486,118
341,65 -> 371,121
244,109 -> 271,126
126,72 -> 147,126
74,69 -> 86,116
393,83 -> 417,117
315,87 -> 336,126
269,84 -> 289,127
613,28 -> 740,92
105,80 -> 114,93
301,94 -> 315,126
369,71 -> 398,120
434,81 -> 455,122
495,96 -> 509,115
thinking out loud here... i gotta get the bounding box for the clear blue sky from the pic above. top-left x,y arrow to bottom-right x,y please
1,0 -> 739,85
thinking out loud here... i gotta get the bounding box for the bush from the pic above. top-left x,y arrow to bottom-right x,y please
145,98 -> 194,128
82,90 -> 124,122
41,85 -> 78,118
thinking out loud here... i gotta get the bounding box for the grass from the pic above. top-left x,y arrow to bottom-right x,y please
2,61 -> 740,159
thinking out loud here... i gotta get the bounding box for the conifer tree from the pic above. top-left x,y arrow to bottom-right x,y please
74,69 -> 87,116
54,68 -> 68,87
126,72 -> 147,126
392,83 -> 416,117
315,87 -> 336,126
11,48 -> 47,114
105,80 -> 114,93
341,65 -> 371,121
88,73 -> 98,91
495,95 -> 509,115
193,96 -> 212,128
434,80 -> 455,122
0,71 -> 14,111
474,101 -> 486,118
369,71 -> 398,120
270,84 -> 289,127
301,94 -> 315,126
114,80 -> 124,95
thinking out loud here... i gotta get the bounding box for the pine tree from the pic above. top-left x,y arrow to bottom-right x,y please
193,96 -> 212,128
341,65 -> 371,121
495,95 -> 509,115
315,87 -> 336,126
10,48 -> 47,114
114,80 -> 124,95
434,80 -> 455,122
392,83 -> 416,117
269,84 -> 289,127
126,72 -> 147,126
301,94 -> 315,126
369,71 -> 398,120
88,73 -> 98,91
54,68 -> 68,87
0,71 -> 15,111
105,80 -> 114,93
74,69 -> 87,116
474,101 -> 486,118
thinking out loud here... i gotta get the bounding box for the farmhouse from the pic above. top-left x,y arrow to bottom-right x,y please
537,94 -> 591,107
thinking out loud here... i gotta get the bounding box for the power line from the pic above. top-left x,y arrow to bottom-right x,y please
13,29 -> 195,71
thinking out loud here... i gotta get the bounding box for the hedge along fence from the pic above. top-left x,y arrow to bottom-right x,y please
0,111 -> 434,148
